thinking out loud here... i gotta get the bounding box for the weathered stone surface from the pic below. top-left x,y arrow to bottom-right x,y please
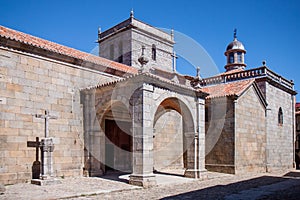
0,48 -> 115,184
0,184 -> 5,194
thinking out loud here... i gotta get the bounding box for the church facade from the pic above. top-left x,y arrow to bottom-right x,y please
0,13 -> 296,186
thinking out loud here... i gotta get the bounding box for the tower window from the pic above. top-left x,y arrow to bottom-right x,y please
229,53 -> 234,63
152,44 -> 156,61
278,107 -> 283,125
237,52 -> 243,63
110,44 -> 114,60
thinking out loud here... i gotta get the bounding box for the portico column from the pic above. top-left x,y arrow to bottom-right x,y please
184,98 -> 207,179
129,83 -> 156,188
197,98 -> 208,179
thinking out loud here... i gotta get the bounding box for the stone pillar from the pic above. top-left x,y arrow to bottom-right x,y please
129,83 -> 156,188
197,98 -> 207,179
82,90 -> 103,177
40,138 -> 54,179
184,98 -> 207,179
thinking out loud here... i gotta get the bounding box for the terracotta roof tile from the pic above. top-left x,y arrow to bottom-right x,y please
202,79 -> 254,99
0,25 -> 137,75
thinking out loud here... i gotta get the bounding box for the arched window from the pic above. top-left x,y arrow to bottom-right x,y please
229,52 -> 234,63
278,107 -> 283,125
152,44 -> 156,61
237,52 -> 243,63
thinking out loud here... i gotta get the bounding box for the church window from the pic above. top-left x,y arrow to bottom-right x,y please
118,41 -> 123,63
110,44 -> 114,60
278,107 -> 283,125
152,44 -> 156,61
229,53 -> 234,63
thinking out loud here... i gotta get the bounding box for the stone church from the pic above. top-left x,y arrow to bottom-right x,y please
0,12 -> 296,187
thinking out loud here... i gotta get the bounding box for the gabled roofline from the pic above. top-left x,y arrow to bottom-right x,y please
82,71 -> 208,99
237,81 -> 268,109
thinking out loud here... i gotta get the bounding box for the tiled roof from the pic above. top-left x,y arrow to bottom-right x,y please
202,79 -> 255,99
0,25 -> 137,75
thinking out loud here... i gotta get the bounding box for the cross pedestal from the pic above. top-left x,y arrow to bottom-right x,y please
40,138 -> 55,179
30,110 -> 61,185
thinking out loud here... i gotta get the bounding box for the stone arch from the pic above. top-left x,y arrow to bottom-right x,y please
152,96 -> 195,172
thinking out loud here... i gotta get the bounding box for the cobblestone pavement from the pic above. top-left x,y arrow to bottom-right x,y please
1,171 -> 300,200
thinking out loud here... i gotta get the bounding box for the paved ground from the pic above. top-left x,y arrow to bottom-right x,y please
1,170 -> 300,200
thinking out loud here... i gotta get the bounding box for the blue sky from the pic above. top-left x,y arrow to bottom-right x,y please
1,0 -> 300,95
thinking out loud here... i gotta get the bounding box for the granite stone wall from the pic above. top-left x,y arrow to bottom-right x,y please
205,97 -> 235,174
0,47 -> 115,184
264,82 -> 294,171
235,86 -> 266,173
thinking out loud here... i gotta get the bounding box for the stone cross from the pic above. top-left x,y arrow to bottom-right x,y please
171,51 -> 178,72
27,137 -> 41,179
35,110 -> 57,138
35,110 -> 57,179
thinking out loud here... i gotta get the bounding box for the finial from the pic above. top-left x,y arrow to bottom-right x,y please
130,9 -> 134,18
234,28 -> 237,40
98,27 -> 101,35
171,29 -> 174,40
196,67 -> 201,78
262,60 -> 266,66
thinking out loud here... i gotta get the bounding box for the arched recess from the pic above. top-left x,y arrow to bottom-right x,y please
98,101 -> 133,173
153,97 -> 195,172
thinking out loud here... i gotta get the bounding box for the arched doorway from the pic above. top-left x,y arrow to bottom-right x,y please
153,97 -> 195,173
100,101 -> 133,173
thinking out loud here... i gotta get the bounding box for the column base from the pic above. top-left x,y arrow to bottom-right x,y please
129,174 -> 156,188
184,169 -> 208,180
31,178 -> 61,186
89,169 -> 104,177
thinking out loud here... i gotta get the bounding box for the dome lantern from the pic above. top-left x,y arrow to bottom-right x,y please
224,29 -> 246,72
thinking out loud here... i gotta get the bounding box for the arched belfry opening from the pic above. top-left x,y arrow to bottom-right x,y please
153,97 -> 194,173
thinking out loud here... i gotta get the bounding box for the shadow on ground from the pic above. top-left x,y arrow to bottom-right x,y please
162,171 -> 300,200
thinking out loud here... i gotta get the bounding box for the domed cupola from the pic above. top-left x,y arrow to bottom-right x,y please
224,29 -> 246,72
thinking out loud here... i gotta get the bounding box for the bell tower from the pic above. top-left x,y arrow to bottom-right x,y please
224,29 -> 246,72
97,11 -> 175,72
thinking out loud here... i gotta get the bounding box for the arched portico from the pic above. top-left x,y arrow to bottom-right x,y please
153,97 -> 195,173
81,72 -> 207,187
